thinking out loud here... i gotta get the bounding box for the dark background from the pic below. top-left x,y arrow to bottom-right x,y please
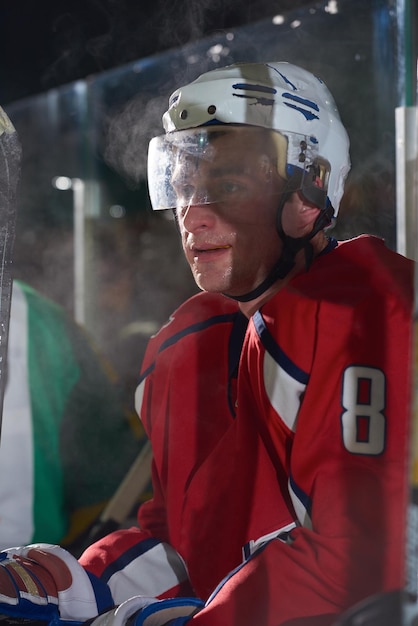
0,0 -> 315,104
0,0 -> 403,403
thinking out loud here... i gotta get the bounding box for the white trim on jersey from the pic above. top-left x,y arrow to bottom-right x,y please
107,542 -> 190,604
242,521 -> 298,560
263,350 -> 306,433
288,478 -> 312,529
134,379 -> 145,421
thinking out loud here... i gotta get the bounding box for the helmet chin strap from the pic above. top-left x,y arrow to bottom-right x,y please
222,235 -> 311,303
222,191 -> 333,304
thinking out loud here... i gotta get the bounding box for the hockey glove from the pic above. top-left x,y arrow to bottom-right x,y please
89,595 -> 204,626
0,543 -> 113,624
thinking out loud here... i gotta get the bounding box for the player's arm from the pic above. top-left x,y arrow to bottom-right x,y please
79,458 -> 195,604
181,289 -> 413,625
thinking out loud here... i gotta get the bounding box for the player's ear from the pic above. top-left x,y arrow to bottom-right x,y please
281,191 -> 321,239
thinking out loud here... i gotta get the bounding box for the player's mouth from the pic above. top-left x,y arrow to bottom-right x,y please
192,244 -> 231,261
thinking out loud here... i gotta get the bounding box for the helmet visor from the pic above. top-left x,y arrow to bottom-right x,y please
147,125 -> 330,211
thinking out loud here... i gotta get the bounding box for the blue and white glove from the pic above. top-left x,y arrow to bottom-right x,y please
90,596 -> 204,626
0,543 -> 113,624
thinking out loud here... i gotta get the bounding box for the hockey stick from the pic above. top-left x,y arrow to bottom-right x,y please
0,111 -> 33,626
0,107 -> 21,432
89,439 -> 152,538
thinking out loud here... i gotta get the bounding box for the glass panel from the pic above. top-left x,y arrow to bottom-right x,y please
5,0 -> 405,407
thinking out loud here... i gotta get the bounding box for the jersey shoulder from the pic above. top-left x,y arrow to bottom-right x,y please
140,292 -> 240,374
170,291 -> 239,323
257,235 -> 413,365
291,235 -> 414,308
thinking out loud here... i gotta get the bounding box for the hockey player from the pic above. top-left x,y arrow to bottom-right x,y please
0,62 -> 413,626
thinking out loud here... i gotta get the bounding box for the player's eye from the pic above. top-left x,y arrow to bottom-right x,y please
173,182 -> 195,204
220,180 -> 244,194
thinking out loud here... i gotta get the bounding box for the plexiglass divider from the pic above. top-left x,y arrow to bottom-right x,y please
4,0 -> 408,404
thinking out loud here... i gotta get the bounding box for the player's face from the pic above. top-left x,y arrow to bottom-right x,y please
174,130 -> 284,296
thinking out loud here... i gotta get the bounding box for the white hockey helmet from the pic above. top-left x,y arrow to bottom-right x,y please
148,61 -> 351,219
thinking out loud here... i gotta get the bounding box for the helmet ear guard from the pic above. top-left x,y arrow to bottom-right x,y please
285,157 -> 332,214
274,167 -> 334,280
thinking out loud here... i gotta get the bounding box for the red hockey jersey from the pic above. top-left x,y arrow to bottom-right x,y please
80,291 -> 247,600
80,236 -> 414,626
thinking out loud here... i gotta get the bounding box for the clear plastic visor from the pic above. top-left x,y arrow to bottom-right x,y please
147,125 -> 330,211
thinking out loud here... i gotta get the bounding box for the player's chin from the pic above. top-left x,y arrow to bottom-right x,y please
195,278 -> 228,293
193,270 -> 232,294
191,264 -> 230,293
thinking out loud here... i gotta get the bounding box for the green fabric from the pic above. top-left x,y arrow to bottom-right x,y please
22,281 -> 80,543
18,281 -> 142,544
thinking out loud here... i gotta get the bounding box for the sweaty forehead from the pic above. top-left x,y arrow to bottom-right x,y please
205,127 -> 275,157
173,130 -> 277,176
